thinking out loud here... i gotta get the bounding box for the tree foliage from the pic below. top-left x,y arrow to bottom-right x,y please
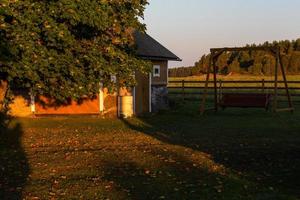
0,0 -> 150,102
169,39 -> 300,77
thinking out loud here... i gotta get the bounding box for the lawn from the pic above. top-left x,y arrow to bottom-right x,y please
1,102 -> 300,200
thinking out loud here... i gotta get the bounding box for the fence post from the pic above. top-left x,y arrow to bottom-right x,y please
262,79 -> 265,93
218,79 -> 223,103
182,80 -> 185,102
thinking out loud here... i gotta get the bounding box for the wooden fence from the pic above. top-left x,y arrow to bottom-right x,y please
168,79 -> 300,101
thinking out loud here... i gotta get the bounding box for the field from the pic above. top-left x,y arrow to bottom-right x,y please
1,101 -> 300,200
168,75 -> 300,104
169,74 -> 300,82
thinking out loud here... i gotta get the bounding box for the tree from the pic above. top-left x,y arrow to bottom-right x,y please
289,52 -> 300,74
281,54 -> 291,74
294,39 -> 300,51
249,63 -> 263,75
262,55 -> 275,75
216,52 -> 228,73
0,0 -> 150,105
228,58 -> 240,74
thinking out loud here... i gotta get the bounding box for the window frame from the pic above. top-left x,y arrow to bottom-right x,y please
153,65 -> 161,78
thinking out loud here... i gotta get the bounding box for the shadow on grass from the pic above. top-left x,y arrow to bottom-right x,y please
120,103 -> 300,199
0,112 -> 29,200
101,144 -> 253,200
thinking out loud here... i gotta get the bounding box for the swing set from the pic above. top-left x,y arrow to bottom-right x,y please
200,45 -> 295,114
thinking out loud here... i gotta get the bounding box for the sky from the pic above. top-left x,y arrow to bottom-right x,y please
143,0 -> 300,68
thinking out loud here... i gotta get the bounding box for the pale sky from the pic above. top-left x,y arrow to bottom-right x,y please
143,0 -> 300,68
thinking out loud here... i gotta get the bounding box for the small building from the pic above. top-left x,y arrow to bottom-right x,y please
134,31 -> 181,115
0,32 -> 181,117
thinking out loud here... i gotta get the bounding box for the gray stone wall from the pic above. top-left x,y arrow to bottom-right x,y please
151,86 -> 169,112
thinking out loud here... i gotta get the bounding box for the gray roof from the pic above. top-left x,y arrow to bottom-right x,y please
134,31 -> 181,61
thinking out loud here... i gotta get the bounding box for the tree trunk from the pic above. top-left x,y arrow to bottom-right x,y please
0,81 -> 8,109
0,81 -> 11,113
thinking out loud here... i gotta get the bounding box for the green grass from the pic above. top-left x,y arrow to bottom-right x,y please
1,103 -> 300,200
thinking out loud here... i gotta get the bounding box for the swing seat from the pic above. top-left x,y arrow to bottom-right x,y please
220,93 -> 272,109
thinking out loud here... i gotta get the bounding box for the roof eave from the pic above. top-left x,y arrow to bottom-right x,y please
138,55 -> 182,62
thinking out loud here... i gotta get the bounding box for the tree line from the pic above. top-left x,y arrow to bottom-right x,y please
169,39 -> 300,77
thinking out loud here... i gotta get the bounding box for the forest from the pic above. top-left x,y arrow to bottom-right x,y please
169,39 -> 300,77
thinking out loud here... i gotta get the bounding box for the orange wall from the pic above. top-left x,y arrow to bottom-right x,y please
0,85 -> 32,117
35,96 -> 100,115
9,93 -> 32,117
1,73 -> 151,117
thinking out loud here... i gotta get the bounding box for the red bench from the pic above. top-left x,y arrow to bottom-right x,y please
219,93 -> 272,110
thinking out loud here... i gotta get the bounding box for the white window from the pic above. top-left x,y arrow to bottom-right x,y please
153,65 -> 160,77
